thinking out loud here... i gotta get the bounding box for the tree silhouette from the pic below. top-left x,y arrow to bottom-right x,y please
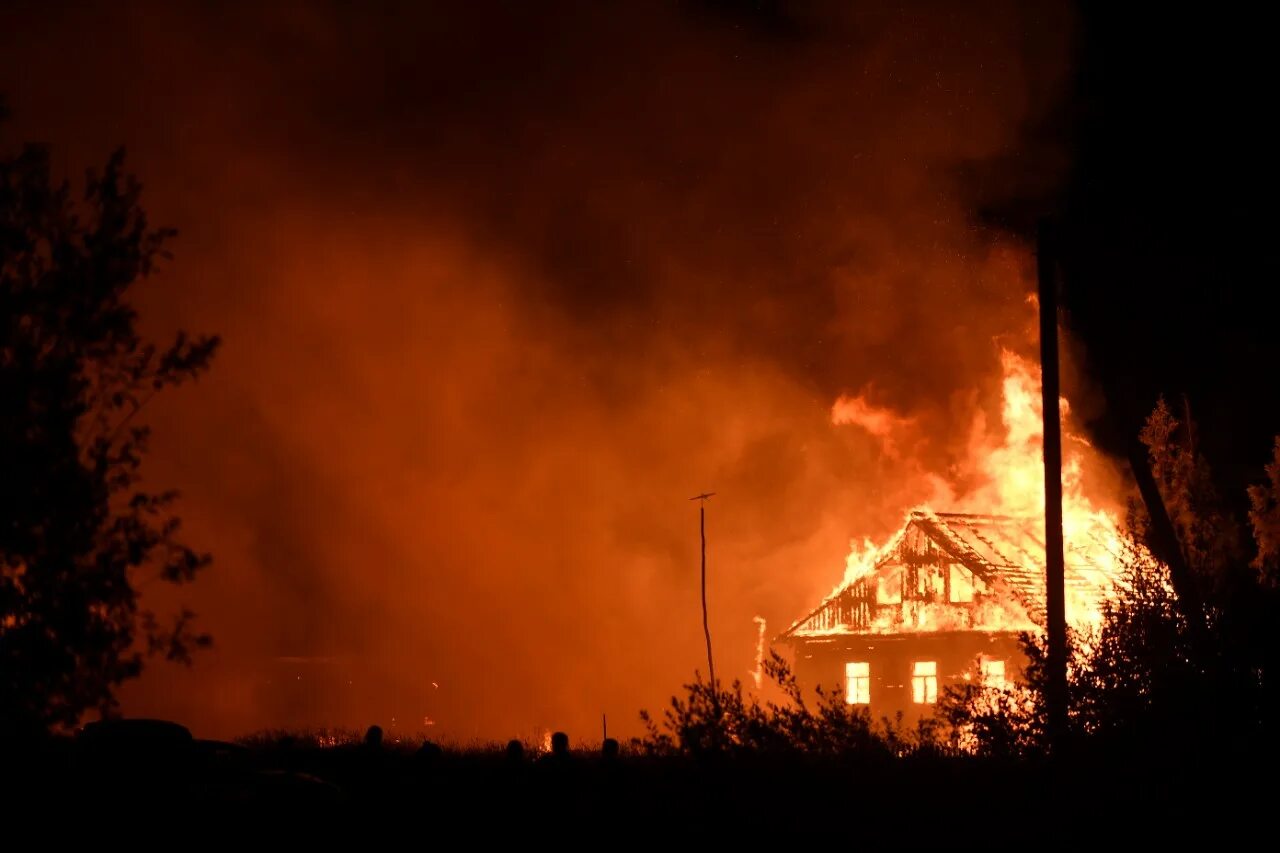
1248,439 -> 1280,587
1,137 -> 219,735
942,403 -> 1280,756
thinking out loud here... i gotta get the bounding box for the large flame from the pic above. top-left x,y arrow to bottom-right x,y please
832,347 -> 1128,632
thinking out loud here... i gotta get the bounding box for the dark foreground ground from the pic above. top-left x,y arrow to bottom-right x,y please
2,722 -> 1273,844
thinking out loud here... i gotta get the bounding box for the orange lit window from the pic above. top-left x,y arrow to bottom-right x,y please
845,661 -> 870,705
981,658 -> 1006,689
912,661 -> 937,704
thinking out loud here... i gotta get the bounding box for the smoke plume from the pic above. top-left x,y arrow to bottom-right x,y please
0,0 -> 1074,739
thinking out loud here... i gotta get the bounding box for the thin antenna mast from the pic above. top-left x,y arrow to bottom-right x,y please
690,492 -> 717,694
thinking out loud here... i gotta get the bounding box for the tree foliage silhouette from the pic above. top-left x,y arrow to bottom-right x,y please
943,402 -> 1280,756
638,653 -> 937,759
1,138 -> 219,734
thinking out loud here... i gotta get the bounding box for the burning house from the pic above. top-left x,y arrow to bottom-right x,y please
779,509 -> 1121,719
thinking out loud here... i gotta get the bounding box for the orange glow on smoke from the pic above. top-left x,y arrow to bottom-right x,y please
1,0 -> 1080,739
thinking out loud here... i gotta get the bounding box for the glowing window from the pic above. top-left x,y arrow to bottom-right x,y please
949,564 -> 974,603
845,661 -> 871,705
912,661 -> 937,704
981,658 -> 1007,689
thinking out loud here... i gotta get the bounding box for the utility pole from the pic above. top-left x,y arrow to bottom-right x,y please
1038,220 -> 1068,749
690,492 -> 718,695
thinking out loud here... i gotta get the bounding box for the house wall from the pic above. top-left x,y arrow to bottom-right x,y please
789,630 -> 1025,722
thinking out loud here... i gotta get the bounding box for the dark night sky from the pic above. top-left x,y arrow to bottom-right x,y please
2,1 -> 1276,738
1049,3 -> 1280,503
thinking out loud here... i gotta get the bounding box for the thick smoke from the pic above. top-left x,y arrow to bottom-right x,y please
0,0 -> 1073,739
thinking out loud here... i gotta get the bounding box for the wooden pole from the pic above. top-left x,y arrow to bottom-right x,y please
690,492 -> 718,696
1038,220 -> 1069,748
701,500 -> 717,691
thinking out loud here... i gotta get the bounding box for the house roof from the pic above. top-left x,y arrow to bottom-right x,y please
779,509 -> 1122,639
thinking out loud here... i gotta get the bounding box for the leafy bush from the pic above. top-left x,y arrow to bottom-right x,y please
638,651 -> 940,759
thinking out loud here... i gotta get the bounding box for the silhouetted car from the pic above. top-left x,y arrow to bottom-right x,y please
224,770 -> 345,805
78,717 -> 193,748
75,718 -> 196,798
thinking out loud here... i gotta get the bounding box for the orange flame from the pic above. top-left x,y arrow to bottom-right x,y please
831,393 -> 915,457
830,347 -> 1129,631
